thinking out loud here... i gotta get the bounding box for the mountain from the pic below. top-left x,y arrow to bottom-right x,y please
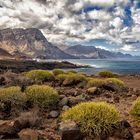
64,44 -> 132,59
0,48 -> 13,59
0,28 -> 76,59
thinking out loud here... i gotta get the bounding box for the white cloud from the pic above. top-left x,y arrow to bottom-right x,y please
0,0 -> 139,55
88,10 -> 112,21
96,46 -> 109,51
121,45 -> 138,52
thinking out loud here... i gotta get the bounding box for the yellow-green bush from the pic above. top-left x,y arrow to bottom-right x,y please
56,73 -> 87,86
25,85 -> 59,108
52,69 -> 65,76
25,70 -> 54,82
0,86 -> 25,102
130,96 -> 140,120
87,78 -> 105,87
105,78 -> 125,88
98,71 -> 118,78
56,74 -> 68,83
62,102 -> 119,137
66,70 -> 77,74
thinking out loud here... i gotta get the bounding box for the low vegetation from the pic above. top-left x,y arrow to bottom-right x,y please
52,69 -> 65,76
98,71 -> 118,78
25,70 -> 55,82
56,73 -> 87,86
62,102 -> 119,137
105,78 -> 125,88
87,78 -> 105,87
0,86 -> 25,103
25,85 -> 59,108
130,96 -> 140,120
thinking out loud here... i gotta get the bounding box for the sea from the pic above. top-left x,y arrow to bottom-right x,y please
41,58 -> 140,75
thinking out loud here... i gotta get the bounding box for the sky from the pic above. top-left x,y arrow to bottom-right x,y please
0,0 -> 140,55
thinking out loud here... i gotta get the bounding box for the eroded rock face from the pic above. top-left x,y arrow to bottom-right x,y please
0,28 -> 75,59
59,120 -> 83,140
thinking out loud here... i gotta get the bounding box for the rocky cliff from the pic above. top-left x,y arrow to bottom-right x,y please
0,28 -> 75,59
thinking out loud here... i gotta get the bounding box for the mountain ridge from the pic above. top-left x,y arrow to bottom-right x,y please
0,28 -> 76,59
63,44 -> 132,59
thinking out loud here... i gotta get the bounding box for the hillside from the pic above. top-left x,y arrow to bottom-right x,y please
64,44 -> 132,59
0,28 -> 76,59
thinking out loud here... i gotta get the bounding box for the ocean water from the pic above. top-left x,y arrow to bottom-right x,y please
66,58 -> 140,75
42,58 -> 140,75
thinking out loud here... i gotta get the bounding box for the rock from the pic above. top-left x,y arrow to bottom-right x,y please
134,133 -> 140,140
16,110 -> 41,128
59,97 -> 68,107
59,120 -> 83,140
0,76 -> 5,85
87,87 -> 97,95
68,96 -> 85,106
59,95 -> 66,99
101,83 -> 119,92
18,129 -> 39,140
0,120 -> 20,135
112,120 -> 133,140
62,106 -> 69,111
104,93 -> 112,98
113,96 -> 120,103
38,129 -> 61,140
49,111 -> 59,118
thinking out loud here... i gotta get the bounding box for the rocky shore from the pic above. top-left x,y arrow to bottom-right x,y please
0,59 -> 89,73
0,70 -> 140,140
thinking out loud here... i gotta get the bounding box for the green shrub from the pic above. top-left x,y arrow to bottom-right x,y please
56,73 -> 87,86
105,78 -> 125,88
25,70 -> 54,82
62,102 -> 119,137
25,85 -> 59,108
52,69 -> 65,76
130,96 -> 140,120
0,86 -> 25,103
66,70 -> 77,74
87,78 -> 105,87
98,71 -> 118,78
56,74 -> 68,83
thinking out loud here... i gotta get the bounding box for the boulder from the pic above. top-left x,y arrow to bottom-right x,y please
59,120 -> 83,140
0,120 -> 20,135
68,96 -> 85,106
62,106 -> 70,111
112,120 -> 133,140
101,83 -> 119,92
49,111 -> 59,118
87,87 -> 98,95
18,129 -> 39,140
134,133 -> 140,140
59,97 -> 68,107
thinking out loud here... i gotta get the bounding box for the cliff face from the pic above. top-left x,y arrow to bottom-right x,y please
0,28 -> 75,59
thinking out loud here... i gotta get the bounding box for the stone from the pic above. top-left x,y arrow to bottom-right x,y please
112,120 -> 133,140
59,120 -> 83,140
87,87 -> 97,95
0,76 -> 5,85
49,111 -> 59,118
62,105 -> 69,111
101,83 -> 119,92
68,96 -> 85,106
59,97 -> 68,107
18,129 -> 39,140
134,133 -> 140,140
0,120 -> 20,135
113,96 -> 120,103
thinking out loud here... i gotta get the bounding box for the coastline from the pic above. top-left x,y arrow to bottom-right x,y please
0,59 -> 91,73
